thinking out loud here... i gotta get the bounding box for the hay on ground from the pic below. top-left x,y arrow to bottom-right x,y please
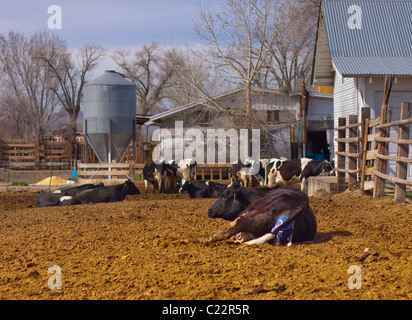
35,176 -> 67,185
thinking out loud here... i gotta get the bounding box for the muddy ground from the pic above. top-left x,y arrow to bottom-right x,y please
0,185 -> 411,300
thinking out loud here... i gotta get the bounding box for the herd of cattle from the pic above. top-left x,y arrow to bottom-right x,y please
34,157 -> 334,246
142,157 -> 333,194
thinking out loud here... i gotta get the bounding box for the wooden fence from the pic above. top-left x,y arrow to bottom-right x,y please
77,162 -> 144,185
335,102 -> 412,203
195,164 -> 231,181
77,162 -> 232,185
0,139 -> 98,169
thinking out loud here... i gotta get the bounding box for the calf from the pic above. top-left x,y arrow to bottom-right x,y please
179,180 -> 227,199
75,179 -> 140,204
199,187 -> 317,246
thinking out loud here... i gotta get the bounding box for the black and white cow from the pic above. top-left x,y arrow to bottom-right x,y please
179,180 -> 227,199
268,158 -> 302,188
35,189 -> 82,207
52,183 -> 104,196
300,159 -> 334,192
143,161 -> 181,193
264,158 -> 287,186
231,160 -> 266,187
267,158 -> 333,192
177,158 -> 197,183
74,179 -> 140,204
199,185 -> 317,246
35,183 -> 104,207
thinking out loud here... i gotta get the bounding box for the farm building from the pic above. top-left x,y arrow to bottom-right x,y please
312,0 -> 412,179
144,87 -> 333,163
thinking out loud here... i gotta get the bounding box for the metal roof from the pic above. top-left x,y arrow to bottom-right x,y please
322,0 -> 412,76
146,88 -> 332,125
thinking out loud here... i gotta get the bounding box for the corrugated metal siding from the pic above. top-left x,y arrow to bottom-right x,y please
322,0 -> 412,76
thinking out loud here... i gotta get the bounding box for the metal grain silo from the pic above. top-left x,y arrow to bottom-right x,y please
83,70 -> 136,163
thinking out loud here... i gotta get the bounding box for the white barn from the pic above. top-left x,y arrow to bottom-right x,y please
146,87 -> 333,162
312,0 -> 412,179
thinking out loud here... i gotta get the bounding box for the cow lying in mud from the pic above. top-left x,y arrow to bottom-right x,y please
74,179 -> 140,204
35,183 -> 105,207
207,181 -> 275,221
179,180 -> 227,199
35,180 -> 140,207
199,182 -> 317,246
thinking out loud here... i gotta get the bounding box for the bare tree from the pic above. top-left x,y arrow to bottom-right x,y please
263,0 -> 320,91
112,43 -> 184,116
0,30 -> 60,139
39,41 -> 105,143
194,0 -> 290,128
161,45 -> 227,112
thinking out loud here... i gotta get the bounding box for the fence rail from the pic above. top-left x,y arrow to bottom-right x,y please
0,139 -> 99,169
335,102 -> 411,203
76,162 -> 232,185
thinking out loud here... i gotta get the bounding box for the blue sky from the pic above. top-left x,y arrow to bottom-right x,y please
0,0 -> 216,49
0,0 -> 222,75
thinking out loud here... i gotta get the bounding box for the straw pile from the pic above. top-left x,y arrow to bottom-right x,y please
35,176 -> 67,185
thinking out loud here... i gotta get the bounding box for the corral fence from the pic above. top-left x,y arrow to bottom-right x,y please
335,102 -> 411,203
0,139 -> 99,170
77,162 -> 233,185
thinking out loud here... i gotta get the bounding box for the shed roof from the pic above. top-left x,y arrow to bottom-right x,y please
312,0 -> 412,84
146,88 -> 332,125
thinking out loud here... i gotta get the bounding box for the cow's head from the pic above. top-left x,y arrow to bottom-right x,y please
322,161 -> 334,175
125,179 -> 141,195
178,180 -> 191,193
207,182 -> 248,221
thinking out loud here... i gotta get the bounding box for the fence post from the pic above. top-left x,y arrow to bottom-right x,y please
34,138 -> 40,170
373,105 -> 392,198
394,102 -> 411,203
360,108 -> 371,192
348,114 -> 358,190
129,161 -> 136,180
337,117 -> 346,192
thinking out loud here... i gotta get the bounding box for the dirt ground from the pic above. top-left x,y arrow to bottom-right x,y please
0,184 -> 411,300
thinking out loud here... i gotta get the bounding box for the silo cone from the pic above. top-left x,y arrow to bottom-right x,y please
83,70 -> 137,163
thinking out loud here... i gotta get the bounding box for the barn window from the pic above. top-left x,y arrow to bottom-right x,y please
267,110 -> 280,124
